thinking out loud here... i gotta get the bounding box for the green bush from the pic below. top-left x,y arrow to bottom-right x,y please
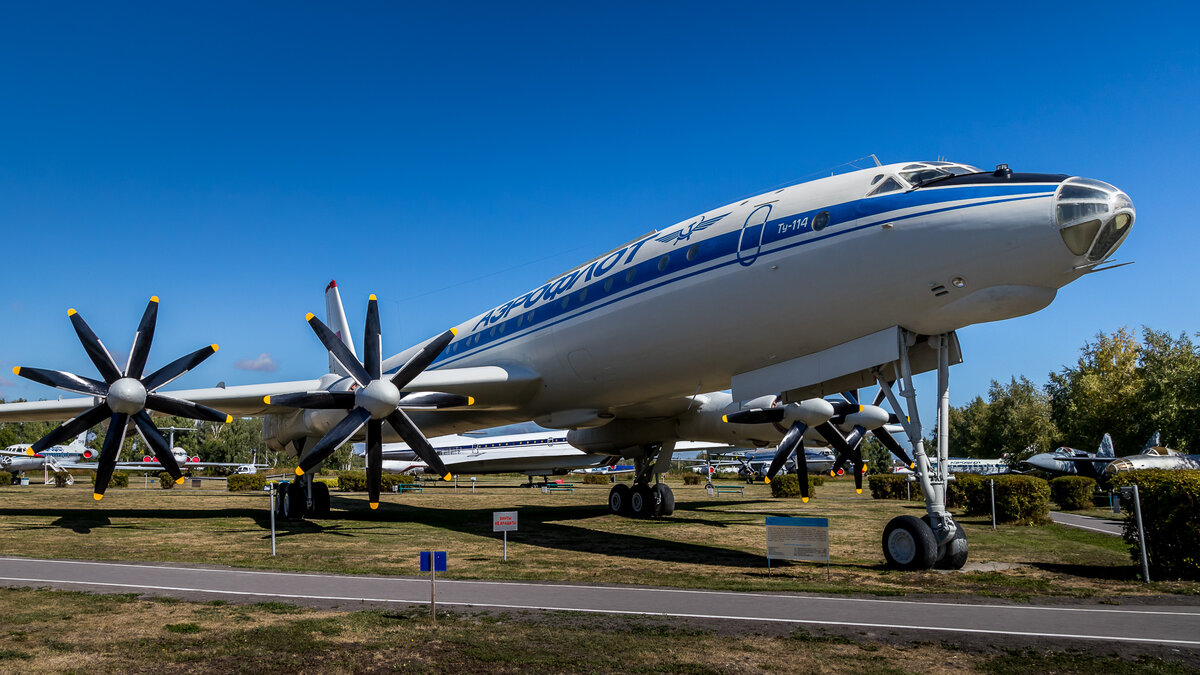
713,471 -> 741,481
335,471 -> 415,492
54,473 -> 70,488
984,475 -> 1050,525
0,471 -> 11,485
1049,476 -> 1097,511
1109,470 -> 1200,580
159,472 -> 176,489
948,474 -> 988,511
581,474 -> 610,485
682,473 -> 702,485
227,474 -> 266,492
108,472 -> 129,488
768,474 -> 818,499
867,474 -> 919,500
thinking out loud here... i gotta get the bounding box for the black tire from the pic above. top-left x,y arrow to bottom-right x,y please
608,483 -> 631,515
283,480 -> 308,520
704,482 -> 714,495
923,515 -> 969,570
629,484 -> 659,518
311,481 -> 331,518
656,483 -> 675,517
882,515 -> 938,570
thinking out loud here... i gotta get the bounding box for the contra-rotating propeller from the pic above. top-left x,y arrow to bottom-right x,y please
722,398 -> 843,502
269,294 -> 468,509
12,297 -> 232,500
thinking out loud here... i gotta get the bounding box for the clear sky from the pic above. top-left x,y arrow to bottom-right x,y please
1,2 -> 1196,431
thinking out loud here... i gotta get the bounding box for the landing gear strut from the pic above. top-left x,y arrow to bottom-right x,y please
875,331 -> 968,570
607,443 -> 675,519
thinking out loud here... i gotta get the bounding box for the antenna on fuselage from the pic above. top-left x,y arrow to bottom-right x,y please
871,154 -> 882,167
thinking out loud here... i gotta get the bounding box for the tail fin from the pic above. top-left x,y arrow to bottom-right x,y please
324,280 -> 357,376
1097,433 -> 1115,458
1141,430 -> 1161,454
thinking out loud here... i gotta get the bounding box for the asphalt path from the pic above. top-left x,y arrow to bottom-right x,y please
1,556 -> 1198,647
1050,511 -> 1124,536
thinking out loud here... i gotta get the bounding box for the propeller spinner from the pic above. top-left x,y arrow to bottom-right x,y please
268,295 -> 467,510
12,297 -> 232,500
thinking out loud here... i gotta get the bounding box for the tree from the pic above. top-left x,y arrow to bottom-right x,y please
1046,327 -> 1145,454
861,435 -> 896,474
1136,328 -> 1200,451
948,376 -> 1057,461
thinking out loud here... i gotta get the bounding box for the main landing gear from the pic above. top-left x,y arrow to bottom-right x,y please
607,446 -> 675,519
876,331 -> 968,571
275,473 -> 331,521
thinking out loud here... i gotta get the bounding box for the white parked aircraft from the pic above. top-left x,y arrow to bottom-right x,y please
1,160 -> 1135,569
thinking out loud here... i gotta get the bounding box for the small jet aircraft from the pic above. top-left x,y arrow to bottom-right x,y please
1,159 -> 1135,570
1025,432 -> 1200,477
1,436 -> 97,479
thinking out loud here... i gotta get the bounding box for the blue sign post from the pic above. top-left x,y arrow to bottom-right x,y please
420,551 -> 447,623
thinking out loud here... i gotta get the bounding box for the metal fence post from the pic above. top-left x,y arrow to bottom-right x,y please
1132,484 -> 1150,583
989,479 -> 996,530
269,482 -> 277,556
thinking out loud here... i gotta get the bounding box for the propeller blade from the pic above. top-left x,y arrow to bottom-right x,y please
385,409 -> 450,479
397,392 -> 473,409
141,344 -> 219,392
297,407 -> 371,474
389,328 -> 456,391
145,394 -> 232,424
873,386 -> 888,407
307,313 -> 371,386
125,297 -> 159,379
366,419 -> 382,509
843,389 -> 859,405
873,426 -> 915,468
722,408 -> 785,425
12,366 -> 107,397
29,404 -> 111,454
795,443 -> 810,500
264,391 -> 356,410
832,426 -> 867,474
131,411 -> 184,482
93,413 -> 129,499
814,421 -> 855,475
68,309 -> 122,384
829,400 -> 862,416
364,295 -> 381,381
854,457 -> 865,493
766,421 -> 806,480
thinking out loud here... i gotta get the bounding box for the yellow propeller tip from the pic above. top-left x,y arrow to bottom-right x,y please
225,414 -> 233,424
25,448 -> 35,456
305,312 -> 315,321
830,471 -> 836,477
910,463 -> 916,469
801,497 -> 809,503
92,493 -> 103,501
857,405 -> 864,412
467,396 -> 475,405
211,344 -> 219,352
369,294 -> 377,301
294,467 -> 304,476
175,476 -> 186,485
369,502 -> 379,510
763,477 -> 770,484
150,295 -> 159,303
11,366 -> 19,376
263,396 -> 271,405
721,415 -> 728,423
67,308 -> 77,316
856,488 -> 863,494
443,473 -> 452,482
450,327 -> 458,336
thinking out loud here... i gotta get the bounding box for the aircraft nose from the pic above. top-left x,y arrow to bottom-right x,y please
1055,177 -> 1135,264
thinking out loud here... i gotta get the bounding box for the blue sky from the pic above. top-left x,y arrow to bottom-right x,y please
1,2 -> 1196,430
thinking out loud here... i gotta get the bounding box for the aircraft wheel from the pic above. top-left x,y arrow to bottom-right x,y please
282,481 -> 307,520
655,483 -> 675,516
924,515 -> 969,570
629,484 -> 660,518
608,483 -> 631,515
704,482 -> 714,496
311,481 -> 331,518
882,515 -> 937,570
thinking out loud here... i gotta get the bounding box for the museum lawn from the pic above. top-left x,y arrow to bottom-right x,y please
0,477 -> 1194,599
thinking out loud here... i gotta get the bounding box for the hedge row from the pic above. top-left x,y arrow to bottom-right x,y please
581,474 -> 611,485
768,474 -> 820,499
1109,470 -> 1200,580
1049,476 -> 1097,511
0,471 -> 11,485
227,474 -> 266,492
868,472 -> 1050,525
335,471 -> 415,492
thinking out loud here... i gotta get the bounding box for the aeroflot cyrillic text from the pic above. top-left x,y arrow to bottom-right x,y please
472,236 -> 652,330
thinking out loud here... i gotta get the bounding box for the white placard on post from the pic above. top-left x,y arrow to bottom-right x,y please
494,511 -> 517,560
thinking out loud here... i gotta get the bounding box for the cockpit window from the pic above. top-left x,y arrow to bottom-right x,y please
868,176 -> 903,196
902,164 -> 925,170
870,174 -> 883,185
901,168 -> 950,186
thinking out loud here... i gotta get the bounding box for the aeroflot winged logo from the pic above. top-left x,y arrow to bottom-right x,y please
655,212 -> 730,245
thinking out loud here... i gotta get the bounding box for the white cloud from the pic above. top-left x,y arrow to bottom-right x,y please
234,353 -> 279,372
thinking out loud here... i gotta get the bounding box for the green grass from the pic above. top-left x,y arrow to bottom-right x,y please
0,477 -> 1194,599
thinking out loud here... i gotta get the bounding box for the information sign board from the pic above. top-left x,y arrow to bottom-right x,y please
765,516 -> 829,571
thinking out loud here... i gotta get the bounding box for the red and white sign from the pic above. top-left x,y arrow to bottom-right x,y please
492,511 -> 518,532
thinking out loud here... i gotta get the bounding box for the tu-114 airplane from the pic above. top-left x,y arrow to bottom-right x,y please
1,159 -> 1135,570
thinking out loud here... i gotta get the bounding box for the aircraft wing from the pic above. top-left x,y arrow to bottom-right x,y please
0,364 -> 540,422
